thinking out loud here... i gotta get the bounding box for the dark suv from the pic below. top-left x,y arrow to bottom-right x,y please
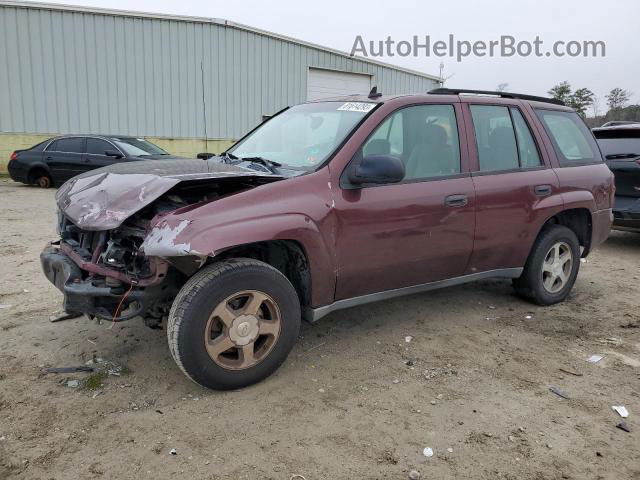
41,88 -> 614,390
593,123 -> 640,232
8,135 -> 180,188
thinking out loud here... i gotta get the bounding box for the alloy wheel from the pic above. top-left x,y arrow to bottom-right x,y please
204,290 -> 281,370
541,241 -> 573,293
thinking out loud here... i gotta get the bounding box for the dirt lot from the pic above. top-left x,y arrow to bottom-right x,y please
0,177 -> 639,480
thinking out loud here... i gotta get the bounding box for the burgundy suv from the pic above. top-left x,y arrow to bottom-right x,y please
41,88 -> 614,390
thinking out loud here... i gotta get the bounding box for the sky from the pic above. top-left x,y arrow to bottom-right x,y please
46,0 -> 640,114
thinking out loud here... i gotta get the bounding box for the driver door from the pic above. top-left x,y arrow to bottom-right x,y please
332,103 -> 476,300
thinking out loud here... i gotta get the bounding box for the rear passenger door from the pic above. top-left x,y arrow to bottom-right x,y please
44,137 -> 86,183
463,102 -> 563,273
84,138 -> 124,172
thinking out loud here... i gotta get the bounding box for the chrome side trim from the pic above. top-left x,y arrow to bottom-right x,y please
310,268 -> 524,322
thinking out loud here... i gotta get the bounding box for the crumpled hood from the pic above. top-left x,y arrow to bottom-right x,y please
56,158 -> 282,230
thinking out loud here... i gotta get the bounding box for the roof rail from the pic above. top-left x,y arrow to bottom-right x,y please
428,88 -> 565,106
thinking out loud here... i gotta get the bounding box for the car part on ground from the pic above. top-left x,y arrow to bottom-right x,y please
41,91 -> 614,389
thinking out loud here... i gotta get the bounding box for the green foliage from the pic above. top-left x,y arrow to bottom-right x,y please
606,88 -> 631,110
548,82 -> 594,117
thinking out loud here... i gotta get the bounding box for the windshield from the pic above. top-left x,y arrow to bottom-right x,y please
111,137 -> 169,156
229,101 -> 377,169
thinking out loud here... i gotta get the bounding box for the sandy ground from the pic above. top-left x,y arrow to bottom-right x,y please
0,177 -> 639,480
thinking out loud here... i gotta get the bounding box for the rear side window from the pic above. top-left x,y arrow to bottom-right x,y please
511,109 -> 541,168
86,138 -> 115,155
54,137 -> 85,154
470,105 -> 519,171
30,140 -> 49,152
535,110 -> 601,165
470,105 -> 542,172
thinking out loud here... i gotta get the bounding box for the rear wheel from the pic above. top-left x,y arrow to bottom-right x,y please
513,224 -> 580,305
29,169 -> 52,188
167,258 -> 301,390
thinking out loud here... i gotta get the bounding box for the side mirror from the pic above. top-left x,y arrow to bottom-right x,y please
197,152 -> 215,160
105,150 -> 123,159
349,154 -> 405,186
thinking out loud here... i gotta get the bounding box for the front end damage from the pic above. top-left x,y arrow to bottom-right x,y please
41,159 -> 283,326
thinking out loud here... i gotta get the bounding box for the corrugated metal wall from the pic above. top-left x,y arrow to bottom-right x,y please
0,3 -> 439,140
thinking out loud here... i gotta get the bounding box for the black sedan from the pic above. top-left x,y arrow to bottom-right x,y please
593,123 -> 640,232
7,135 -> 182,188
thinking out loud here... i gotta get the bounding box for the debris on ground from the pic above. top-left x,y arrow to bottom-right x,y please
43,366 -> 94,374
612,406 -> 629,418
525,315 -> 533,319
549,386 -> 569,399
0,304 -> 12,309
408,470 -> 421,480
405,335 -> 413,343
587,355 -> 603,364
169,448 -> 177,455
392,379 -> 400,384
559,368 -> 583,377
422,447 -> 433,457
616,421 -> 631,433
49,312 -> 82,323
66,380 -> 80,388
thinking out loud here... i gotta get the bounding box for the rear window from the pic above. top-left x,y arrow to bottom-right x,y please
29,140 -> 50,152
535,110 -> 601,166
53,137 -> 85,154
593,129 -> 640,159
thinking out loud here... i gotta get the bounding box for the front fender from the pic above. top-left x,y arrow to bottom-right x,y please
141,213 -> 337,307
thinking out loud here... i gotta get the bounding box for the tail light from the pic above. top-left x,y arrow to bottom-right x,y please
10,151 -> 17,161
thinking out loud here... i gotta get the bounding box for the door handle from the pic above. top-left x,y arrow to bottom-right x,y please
445,194 -> 468,207
534,184 -> 552,196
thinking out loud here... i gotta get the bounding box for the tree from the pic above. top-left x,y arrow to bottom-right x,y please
548,81 -> 572,104
606,88 -> 631,110
568,88 -> 595,117
496,83 -> 509,92
548,82 -> 594,117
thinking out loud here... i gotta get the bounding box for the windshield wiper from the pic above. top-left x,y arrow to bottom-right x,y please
238,156 -> 282,173
220,151 -> 238,162
606,153 -> 640,160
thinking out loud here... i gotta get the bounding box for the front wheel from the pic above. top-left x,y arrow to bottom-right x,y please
513,224 -> 581,305
167,258 -> 301,390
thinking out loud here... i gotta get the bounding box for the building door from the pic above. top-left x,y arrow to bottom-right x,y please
307,68 -> 372,101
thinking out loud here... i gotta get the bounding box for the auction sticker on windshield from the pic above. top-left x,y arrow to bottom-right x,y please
337,102 -> 377,113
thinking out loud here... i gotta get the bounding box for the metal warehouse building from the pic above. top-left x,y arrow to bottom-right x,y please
0,1 -> 441,171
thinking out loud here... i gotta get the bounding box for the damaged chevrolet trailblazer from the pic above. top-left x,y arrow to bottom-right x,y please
42,88 -> 614,390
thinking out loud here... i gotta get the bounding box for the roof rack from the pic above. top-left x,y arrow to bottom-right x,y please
428,88 -> 565,106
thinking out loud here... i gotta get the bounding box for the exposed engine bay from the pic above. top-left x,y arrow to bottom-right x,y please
41,159 -> 284,327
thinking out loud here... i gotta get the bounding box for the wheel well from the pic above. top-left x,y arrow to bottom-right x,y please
27,166 -> 51,183
215,240 -> 312,313
544,208 -> 593,256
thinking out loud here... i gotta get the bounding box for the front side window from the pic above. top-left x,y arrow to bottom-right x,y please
360,104 -> 460,181
54,137 -> 84,154
230,101 -> 376,170
535,110 -> 601,165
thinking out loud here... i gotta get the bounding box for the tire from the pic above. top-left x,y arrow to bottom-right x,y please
29,170 -> 52,188
167,258 -> 301,390
513,224 -> 581,305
